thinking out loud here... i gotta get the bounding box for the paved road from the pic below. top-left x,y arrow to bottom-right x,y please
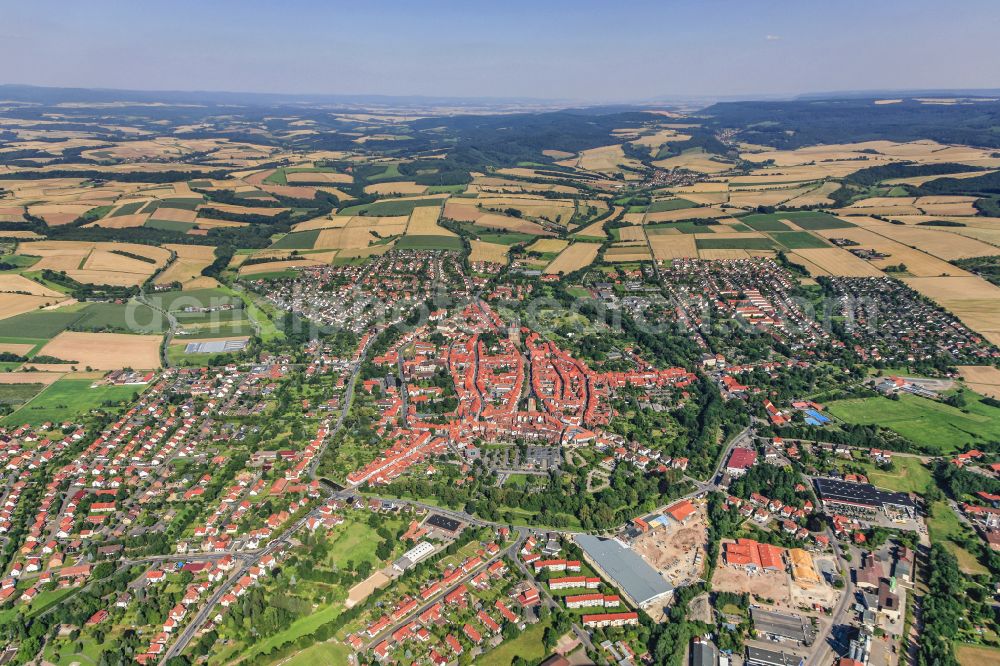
805,533 -> 855,666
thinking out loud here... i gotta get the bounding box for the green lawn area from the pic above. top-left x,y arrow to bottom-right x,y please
145,219 -> 195,233
280,641 -> 352,666
927,502 -> 988,575
2,379 -> 146,426
826,393 -> 1000,453
647,198 -> 696,213
0,311 -> 87,339
695,237 -> 777,250
241,601 -> 346,661
739,211 -> 853,231
0,382 -> 46,406
269,230 -> 321,250
956,643 -> 1000,666
427,184 -> 467,194
148,288 -> 241,312
771,231 -> 830,249
73,301 -> 169,334
857,457 -> 933,494
326,521 -> 387,569
478,619 -> 553,666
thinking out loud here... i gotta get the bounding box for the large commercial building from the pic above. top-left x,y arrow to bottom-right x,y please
575,534 -> 674,608
813,478 -> 917,518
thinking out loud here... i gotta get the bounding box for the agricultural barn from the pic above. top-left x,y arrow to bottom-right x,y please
813,478 -> 917,518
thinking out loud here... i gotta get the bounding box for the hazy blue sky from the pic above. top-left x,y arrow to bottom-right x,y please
5,0 -> 1000,101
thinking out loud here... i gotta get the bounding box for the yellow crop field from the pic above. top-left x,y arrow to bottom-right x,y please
545,242 -> 601,274
574,220 -> 608,238
315,227 -> 377,250
789,248 -> 884,277
527,238 -> 569,253
604,245 -> 652,262
729,185 -> 816,208
645,207 -> 725,223
815,227 -> 970,276
364,181 -> 427,195
87,213 -> 150,229
904,276 -> 1000,345
474,213 -> 548,235
406,205 -> 455,236
286,171 -> 352,184
155,244 -> 218,289
783,181 -> 842,207
699,249 -> 753,260
469,240 -> 509,264
563,144 -> 644,175
26,203 -> 94,226
957,366 -> 1000,399
862,225 -> 997,260
653,148 -> 734,174
150,207 -> 198,223
16,241 -> 169,286
649,235 -> 697,260
616,226 -> 647,242
0,274 -> 63,297
239,256 -> 336,276
292,215 -> 351,232
38,331 -> 162,370
0,293 -> 65,320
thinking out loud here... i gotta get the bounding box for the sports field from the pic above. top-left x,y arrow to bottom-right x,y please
826,393 -> 1000,453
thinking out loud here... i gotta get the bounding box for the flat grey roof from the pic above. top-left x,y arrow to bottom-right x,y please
575,534 -> 673,606
746,647 -> 802,666
751,607 -> 811,643
185,338 -> 248,354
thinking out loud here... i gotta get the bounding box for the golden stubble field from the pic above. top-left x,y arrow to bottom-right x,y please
38,331 -> 163,370
545,242 -> 601,273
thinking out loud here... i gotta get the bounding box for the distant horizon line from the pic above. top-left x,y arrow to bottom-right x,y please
3,82 -> 1000,109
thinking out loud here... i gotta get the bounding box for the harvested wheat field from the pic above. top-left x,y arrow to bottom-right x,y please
562,144 -> 644,175
574,220 -> 608,238
653,149 -> 734,174
958,366 -> 1000,399
616,226 -> 647,242
364,181 -> 427,195
155,244 -> 217,289
649,235 -> 697,260
0,293 -> 66,320
604,245 -> 653,262
782,181 -> 843,207
16,241 -> 169,285
443,201 -> 484,222
545,243 -> 600,274
468,240 -> 509,265
0,343 -> 35,356
26,203 -> 94,226
474,213 -> 548,235
0,371 -> 63,385
314,227 -> 377,250
527,238 -> 570,254
862,225 -> 997,260
699,249 -> 753,260
239,258 -> 327,276
87,213 -> 150,229
644,207 -> 724,223
0,274 -> 63,297
406,205 -> 455,236
729,185 -> 817,208
790,248 -> 884,277
292,215 -> 351,232
286,171 -> 352,184
903,276 -> 1000,345
816,227 -> 969,276
38,331 -> 162,370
